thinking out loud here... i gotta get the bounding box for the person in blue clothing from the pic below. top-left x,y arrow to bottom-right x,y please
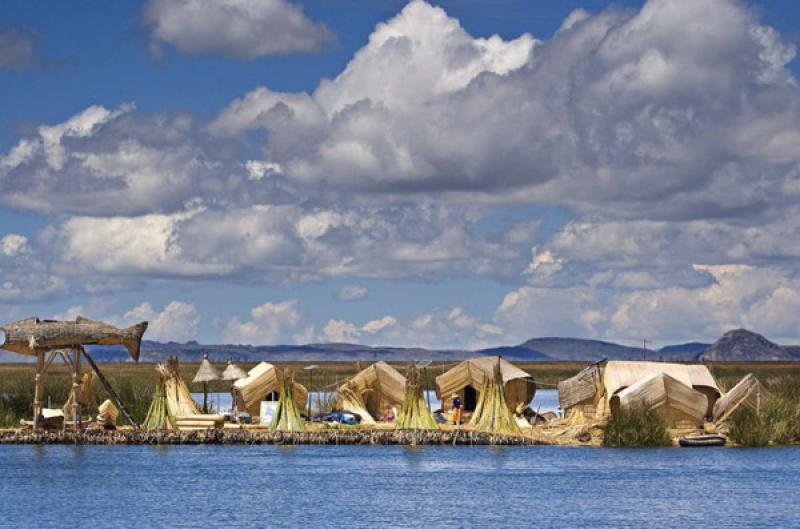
450,393 -> 463,425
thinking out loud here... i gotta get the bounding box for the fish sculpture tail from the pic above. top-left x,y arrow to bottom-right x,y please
123,321 -> 148,362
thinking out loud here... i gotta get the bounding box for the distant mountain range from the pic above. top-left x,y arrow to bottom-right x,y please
1,328 -> 797,363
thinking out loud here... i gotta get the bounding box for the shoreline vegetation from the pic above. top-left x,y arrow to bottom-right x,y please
2,361 -> 800,447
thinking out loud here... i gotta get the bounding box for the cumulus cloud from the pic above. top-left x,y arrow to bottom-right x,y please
122,301 -> 200,342
45,203 -> 528,282
222,299 -> 304,345
319,307 -> 502,350
321,315 -> 398,343
337,285 -> 367,301
0,26 -> 38,69
143,0 -> 333,58
3,0 -> 800,344
495,264 -> 800,344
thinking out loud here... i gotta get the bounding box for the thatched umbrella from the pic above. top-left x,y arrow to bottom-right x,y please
193,353 -> 220,413
222,359 -> 247,414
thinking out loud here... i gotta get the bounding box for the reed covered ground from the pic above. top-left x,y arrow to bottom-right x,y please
2,361 -> 800,436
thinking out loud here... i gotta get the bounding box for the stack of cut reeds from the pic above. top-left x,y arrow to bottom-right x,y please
270,372 -> 306,432
143,375 -> 177,430
175,414 -> 225,431
96,399 -> 119,429
470,359 -> 520,435
396,364 -> 438,430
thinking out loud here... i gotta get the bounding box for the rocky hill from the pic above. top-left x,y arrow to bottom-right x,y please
696,329 -> 797,361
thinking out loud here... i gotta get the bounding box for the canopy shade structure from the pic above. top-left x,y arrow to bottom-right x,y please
222,359 -> 247,381
233,362 -> 308,417
436,356 -> 535,413
558,360 -> 721,424
610,372 -> 708,428
193,352 -> 220,413
193,353 -> 220,383
338,361 -> 406,423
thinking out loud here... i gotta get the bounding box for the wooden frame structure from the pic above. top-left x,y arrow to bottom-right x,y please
1,316 -> 147,431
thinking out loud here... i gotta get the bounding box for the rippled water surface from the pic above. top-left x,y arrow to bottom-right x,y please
1,444 -> 799,528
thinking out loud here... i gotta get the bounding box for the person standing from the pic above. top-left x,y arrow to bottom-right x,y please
450,393 -> 463,425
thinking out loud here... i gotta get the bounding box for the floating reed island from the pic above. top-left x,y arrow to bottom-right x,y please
1,315 -> 799,447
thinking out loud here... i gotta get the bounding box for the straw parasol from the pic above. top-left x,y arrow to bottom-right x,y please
222,359 -> 247,415
193,353 -> 220,413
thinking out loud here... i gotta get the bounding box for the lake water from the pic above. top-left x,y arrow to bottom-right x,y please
1,443 -> 798,529
194,388 -> 562,416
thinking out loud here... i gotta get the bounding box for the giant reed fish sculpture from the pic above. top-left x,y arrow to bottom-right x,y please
0,316 -> 148,361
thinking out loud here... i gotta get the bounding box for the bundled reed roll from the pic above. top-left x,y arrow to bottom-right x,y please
97,399 -> 119,429
143,376 -> 177,431
470,360 -> 520,435
159,357 -> 201,417
396,364 -> 438,430
338,380 -> 376,424
270,372 -> 306,432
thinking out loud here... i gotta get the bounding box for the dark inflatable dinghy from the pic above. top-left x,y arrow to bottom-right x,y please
679,434 -> 727,447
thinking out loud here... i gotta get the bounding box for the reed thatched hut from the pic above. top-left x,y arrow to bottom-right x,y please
436,356 -> 535,413
338,361 -> 406,423
713,373 -> 767,423
558,360 -> 721,425
233,362 -> 308,418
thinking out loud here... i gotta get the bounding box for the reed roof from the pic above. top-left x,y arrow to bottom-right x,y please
435,356 -> 533,399
222,360 -> 247,381
234,362 -> 308,416
193,353 -> 220,383
602,361 -> 720,402
339,361 -> 406,406
611,371 -> 708,427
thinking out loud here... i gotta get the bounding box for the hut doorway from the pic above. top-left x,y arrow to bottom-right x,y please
266,391 -> 279,401
464,385 -> 478,411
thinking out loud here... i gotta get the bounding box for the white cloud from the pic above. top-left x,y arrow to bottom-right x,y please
361,315 -> 397,333
143,0 -> 332,59
1,234 -> 28,257
321,319 -> 360,343
222,299 -> 302,345
337,285 -> 367,301
122,300 -> 200,342
321,314 -> 397,343
495,264 -> 800,344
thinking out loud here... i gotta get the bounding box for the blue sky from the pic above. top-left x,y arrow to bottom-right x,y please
1,0 -> 799,348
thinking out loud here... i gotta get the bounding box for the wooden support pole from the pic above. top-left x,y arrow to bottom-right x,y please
33,351 -> 44,430
71,348 -> 81,431
82,348 -> 140,429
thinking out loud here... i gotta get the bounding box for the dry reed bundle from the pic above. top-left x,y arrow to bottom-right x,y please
270,372 -> 306,432
396,364 -> 438,430
63,371 -> 98,419
338,381 -> 376,424
142,377 -> 177,431
159,357 -> 201,417
96,399 -> 119,428
470,360 -> 520,435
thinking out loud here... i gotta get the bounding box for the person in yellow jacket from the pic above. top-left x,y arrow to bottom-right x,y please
450,393 -> 463,425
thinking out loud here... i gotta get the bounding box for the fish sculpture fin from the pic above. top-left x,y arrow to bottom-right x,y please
123,321 -> 148,362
